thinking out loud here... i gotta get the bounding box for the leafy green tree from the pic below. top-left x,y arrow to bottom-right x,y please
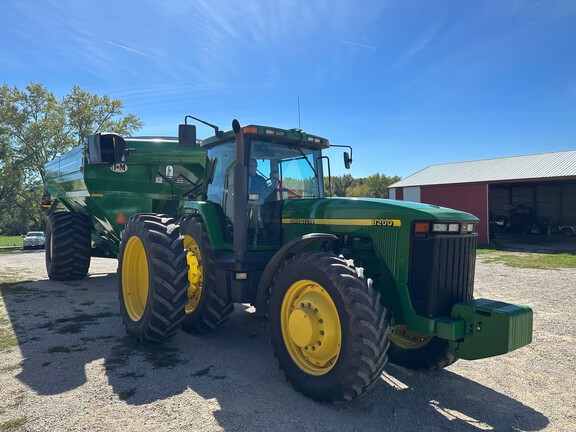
0,127 -> 26,234
0,82 -> 143,233
0,127 -> 21,203
0,83 -> 71,183
327,174 -> 356,197
346,173 -> 402,198
63,85 -> 143,145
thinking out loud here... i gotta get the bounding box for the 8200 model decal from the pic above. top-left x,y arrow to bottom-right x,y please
282,218 -> 401,227
371,219 -> 401,227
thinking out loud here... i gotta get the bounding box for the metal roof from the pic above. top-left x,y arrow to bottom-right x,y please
390,149 -> 576,188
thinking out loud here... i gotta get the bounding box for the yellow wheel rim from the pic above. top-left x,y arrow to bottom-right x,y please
122,236 -> 149,322
388,325 -> 432,349
280,280 -> 341,376
184,236 -> 202,314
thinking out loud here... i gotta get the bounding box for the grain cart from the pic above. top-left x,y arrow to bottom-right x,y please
43,117 -> 533,402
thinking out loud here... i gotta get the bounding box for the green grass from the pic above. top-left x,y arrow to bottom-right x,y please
107,337 -> 185,371
118,372 -> 145,379
191,365 -> 213,377
0,283 -> 40,295
0,316 -> 18,352
0,363 -> 21,373
46,345 -> 86,354
1,394 -> 24,412
0,417 -> 27,432
478,249 -> 576,269
56,323 -> 86,334
53,312 -> 116,334
118,387 -> 136,401
0,236 -> 23,248
47,346 -> 73,354
0,331 -> 18,352
25,311 -> 115,335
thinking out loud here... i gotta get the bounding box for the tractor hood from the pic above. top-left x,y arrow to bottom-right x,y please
281,197 -> 479,226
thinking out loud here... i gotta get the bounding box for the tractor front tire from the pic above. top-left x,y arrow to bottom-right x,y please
118,214 -> 187,342
176,215 -> 234,334
268,252 -> 389,402
45,212 -> 91,281
387,325 -> 457,370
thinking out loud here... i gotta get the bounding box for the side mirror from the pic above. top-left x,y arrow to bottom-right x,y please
179,124 -> 197,147
344,152 -> 352,169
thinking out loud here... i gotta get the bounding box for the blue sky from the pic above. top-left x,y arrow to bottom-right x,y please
1,0 -> 575,178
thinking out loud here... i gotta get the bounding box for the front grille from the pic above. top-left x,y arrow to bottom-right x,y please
409,234 -> 477,317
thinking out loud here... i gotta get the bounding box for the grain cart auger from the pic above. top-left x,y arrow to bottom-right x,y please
43,117 -> 533,402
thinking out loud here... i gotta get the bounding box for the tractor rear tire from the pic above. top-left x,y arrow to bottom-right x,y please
176,215 -> 234,334
387,325 -> 457,370
118,214 -> 188,342
268,252 -> 389,402
45,212 -> 91,281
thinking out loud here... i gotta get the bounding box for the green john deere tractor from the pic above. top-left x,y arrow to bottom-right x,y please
43,116 -> 533,402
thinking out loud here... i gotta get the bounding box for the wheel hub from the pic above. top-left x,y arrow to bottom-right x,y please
287,307 -> 319,347
281,281 -> 341,375
122,236 -> 149,322
187,252 -> 201,285
184,236 -> 202,314
388,325 -> 432,349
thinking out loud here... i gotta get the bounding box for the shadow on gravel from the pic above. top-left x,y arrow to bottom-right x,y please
2,276 -> 549,432
1,273 -> 120,395
111,309 -> 548,432
364,365 -> 550,432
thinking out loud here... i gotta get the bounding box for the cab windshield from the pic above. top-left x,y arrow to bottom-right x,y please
206,140 -> 324,206
250,140 -> 323,200
205,138 -> 324,246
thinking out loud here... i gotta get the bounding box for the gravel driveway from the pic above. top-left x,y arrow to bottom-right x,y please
0,250 -> 574,431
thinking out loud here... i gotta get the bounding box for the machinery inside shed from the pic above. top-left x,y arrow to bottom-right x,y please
488,180 -> 576,243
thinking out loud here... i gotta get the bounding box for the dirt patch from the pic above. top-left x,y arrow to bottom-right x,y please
0,250 -> 573,431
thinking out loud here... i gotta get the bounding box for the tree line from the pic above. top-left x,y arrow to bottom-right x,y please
0,82 -> 401,235
326,173 -> 401,198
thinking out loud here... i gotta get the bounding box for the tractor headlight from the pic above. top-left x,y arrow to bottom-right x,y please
432,223 -> 448,233
415,221 -> 476,236
448,223 -> 460,233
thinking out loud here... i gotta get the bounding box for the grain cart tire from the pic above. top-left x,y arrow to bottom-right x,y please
268,252 -> 389,402
387,325 -> 457,370
45,212 -> 91,281
118,214 -> 188,342
177,215 -> 234,334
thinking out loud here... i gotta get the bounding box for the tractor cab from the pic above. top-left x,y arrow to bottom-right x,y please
182,122 -> 330,247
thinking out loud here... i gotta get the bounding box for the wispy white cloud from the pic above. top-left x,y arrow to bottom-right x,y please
105,41 -> 157,59
311,33 -> 377,49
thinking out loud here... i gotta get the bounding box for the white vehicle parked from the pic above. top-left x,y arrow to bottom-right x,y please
23,231 -> 46,249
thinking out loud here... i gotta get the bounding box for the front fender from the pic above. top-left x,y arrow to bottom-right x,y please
253,233 -> 338,316
182,201 -> 230,249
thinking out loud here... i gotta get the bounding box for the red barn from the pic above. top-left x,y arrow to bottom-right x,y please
388,150 -> 576,245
